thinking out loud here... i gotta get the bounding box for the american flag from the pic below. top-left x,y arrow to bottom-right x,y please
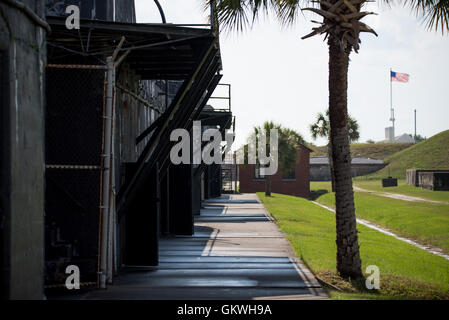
391,71 -> 409,83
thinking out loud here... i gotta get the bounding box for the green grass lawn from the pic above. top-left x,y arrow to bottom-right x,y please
353,179 -> 449,204
258,192 -> 449,300
311,181 -> 449,254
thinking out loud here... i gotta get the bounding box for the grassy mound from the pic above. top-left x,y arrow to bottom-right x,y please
310,142 -> 413,160
368,130 -> 449,179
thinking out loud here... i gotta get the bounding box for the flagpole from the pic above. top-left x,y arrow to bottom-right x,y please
390,68 -> 395,142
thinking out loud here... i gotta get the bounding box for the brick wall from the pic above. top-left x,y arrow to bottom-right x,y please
239,145 -> 310,198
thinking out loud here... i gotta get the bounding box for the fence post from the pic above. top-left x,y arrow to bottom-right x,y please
100,56 -> 114,289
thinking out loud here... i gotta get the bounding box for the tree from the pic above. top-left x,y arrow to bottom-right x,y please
247,121 -> 305,196
414,134 -> 426,142
310,109 -> 359,192
210,0 -> 449,279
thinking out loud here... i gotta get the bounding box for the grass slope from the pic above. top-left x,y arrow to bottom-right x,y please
258,192 -> 449,300
310,142 -> 413,160
367,130 -> 449,179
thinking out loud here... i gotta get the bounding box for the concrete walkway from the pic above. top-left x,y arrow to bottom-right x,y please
85,193 -> 327,300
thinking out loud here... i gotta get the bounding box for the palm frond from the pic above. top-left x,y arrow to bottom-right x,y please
401,0 -> 449,34
274,0 -> 303,26
208,0 -> 304,31
248,0 -> 272,25
309,109 -> 359,142
309,111 -> 329,140
348,115 -> 360,142
208,0 -> 250,31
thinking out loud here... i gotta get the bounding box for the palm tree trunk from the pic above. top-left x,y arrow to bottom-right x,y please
327,141 -> 336,192
328,38 -> 363,279
265,174 -> 271,196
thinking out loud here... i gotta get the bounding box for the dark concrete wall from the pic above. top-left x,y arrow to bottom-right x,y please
310,163 -> 385,181
169,165 -> 194,235
239,146 -> 310,198
0,0 -> 46,299
418,171 -> 449,191
114,0 -> 136,23
46,0 -> 135,22
204,164 -> 222,199
406,169 -> 449,187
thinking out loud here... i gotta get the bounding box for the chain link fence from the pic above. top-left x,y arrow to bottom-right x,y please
222,153 -> 238,193
45,64 -> 106,287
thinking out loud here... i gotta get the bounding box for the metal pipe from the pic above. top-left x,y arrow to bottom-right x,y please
229,84 -> 231,112
99,56 -> 114,289
112,36 -> 126,61
116,84 -> 161,114
153,0 -> 167,23
107,74 -> 117,284
46,64 -> 106,70
115,50 -> 131,68
97,72 -> 108,288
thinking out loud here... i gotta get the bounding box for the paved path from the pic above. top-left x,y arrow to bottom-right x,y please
85,194 -> 327,300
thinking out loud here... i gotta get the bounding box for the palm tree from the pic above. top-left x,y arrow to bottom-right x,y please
209,0 -> 449,279
310,109 -> 359,192
247,121 -> 305,196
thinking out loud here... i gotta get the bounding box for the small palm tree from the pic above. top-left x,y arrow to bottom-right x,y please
248,121 -> 305,196
209,0 -> 449,279
310,109 -> 359,191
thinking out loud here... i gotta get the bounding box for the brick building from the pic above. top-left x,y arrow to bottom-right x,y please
239,144 -> 312,198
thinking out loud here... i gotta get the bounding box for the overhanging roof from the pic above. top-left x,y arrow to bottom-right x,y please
198,109 -> 233,129
46,17 -> 221,80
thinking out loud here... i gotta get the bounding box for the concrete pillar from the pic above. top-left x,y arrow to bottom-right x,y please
192,169 -> 202,216
169,164 -> 194,235
159,168 -> 170,234
0,0 -> 46,299
123,163 -> 160,266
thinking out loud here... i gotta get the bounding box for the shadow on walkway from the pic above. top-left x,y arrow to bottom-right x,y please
84,194 -> 327,300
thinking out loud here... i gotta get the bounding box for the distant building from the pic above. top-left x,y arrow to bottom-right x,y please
239,144 -> 311,198
380,131 -> 415,143
385,126 -> 395,142
406,169 -> 449,190
310,157 -> 385,181
395,133 -> 415,143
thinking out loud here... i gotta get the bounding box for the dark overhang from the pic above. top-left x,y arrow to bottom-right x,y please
45,17 -> 224,217
46,16 -> 221,80
198,109 -> 233,130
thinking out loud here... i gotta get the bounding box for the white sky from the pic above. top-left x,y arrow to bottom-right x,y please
135,0 -> 449,147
